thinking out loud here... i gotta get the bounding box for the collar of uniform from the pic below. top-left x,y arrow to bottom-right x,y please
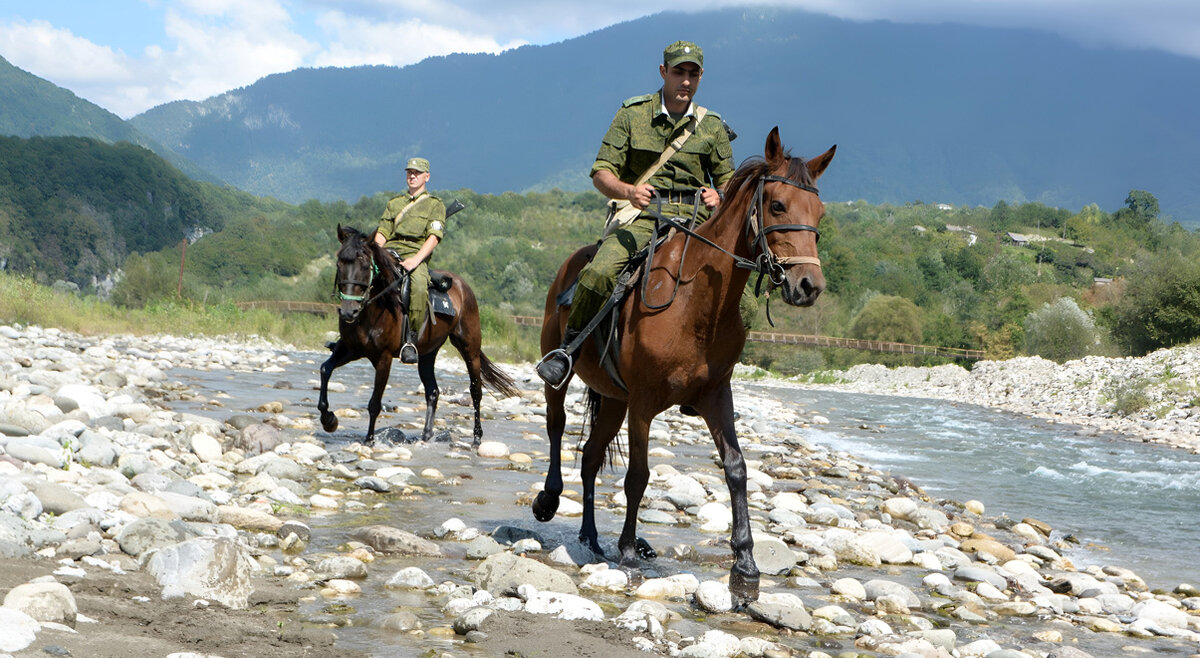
656,91 -> 695,120
407,190 -> 427,202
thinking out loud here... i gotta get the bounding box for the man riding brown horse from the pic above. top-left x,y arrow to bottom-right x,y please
535,40 -> 736,388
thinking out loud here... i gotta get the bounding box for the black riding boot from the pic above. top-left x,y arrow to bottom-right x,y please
536,328 -> 581,389
400,322 -> 419,364
399,275 -> 418,364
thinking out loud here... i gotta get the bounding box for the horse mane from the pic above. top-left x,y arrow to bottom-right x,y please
724,150 -> 815,201
338,225 -> 401,311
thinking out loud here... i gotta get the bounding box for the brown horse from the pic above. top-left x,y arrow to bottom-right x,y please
532,128 -> 835,603
317,225 -> 517,445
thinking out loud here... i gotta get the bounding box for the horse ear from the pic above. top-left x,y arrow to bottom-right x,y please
807,144 -> 837,181
337,223 -> 348,242
764,127 -> 784,167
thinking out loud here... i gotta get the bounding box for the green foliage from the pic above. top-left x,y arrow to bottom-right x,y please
849,295 -> 923,344
1100,253 -> 1200,356
1024,297 -> 1098,363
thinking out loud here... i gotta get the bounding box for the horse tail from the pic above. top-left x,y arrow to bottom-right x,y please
577,387 -> 626,470
478,352 -> 519,398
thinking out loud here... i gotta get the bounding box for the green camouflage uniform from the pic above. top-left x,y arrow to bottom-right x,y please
568,90 -> 735,329
378,191 -> 445,331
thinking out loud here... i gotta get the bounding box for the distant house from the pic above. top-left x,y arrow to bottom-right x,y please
912,225 -> 927,234
1094,277 -> 1113,286
935,203 -> 953,211
1007,232 -> 1030,246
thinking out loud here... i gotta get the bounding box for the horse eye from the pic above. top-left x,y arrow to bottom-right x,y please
769,200 -> 786,214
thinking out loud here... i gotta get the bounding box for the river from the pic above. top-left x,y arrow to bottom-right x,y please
164,352 -> 1200,655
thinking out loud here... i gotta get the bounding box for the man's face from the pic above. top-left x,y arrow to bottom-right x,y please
659,62 -> 703,108
406,169 -> 429,194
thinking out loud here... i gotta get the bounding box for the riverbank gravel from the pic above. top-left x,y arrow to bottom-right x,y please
1,324 -> 1198,657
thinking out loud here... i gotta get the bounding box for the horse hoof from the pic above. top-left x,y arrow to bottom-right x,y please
531,491 -> 559,522
729,569 -> 761,606
636,537 -> 657,560
320,412 -> 339,432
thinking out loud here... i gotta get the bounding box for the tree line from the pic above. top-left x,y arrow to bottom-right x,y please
3,135 -> 1199,372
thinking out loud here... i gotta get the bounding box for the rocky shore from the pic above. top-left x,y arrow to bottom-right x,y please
0,324 -> 1198,657
781,347 -> 1200,455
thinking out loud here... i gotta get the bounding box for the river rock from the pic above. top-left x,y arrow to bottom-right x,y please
2,581 -> 77,627
148,537 -> 258,609
472,553 -> 578,595
350,525 -> 441,556
116,518 -> 200,558
0,607 -> 39,652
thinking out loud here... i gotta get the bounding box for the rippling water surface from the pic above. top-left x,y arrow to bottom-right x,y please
749,382 -> 1200,589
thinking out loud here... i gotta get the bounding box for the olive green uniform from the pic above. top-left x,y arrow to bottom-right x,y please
378,191 -> 445,331
569,91 -> 735,328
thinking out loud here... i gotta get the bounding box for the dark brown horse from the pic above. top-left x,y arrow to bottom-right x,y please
532,128 -> 835,603
317,225 -> 517,445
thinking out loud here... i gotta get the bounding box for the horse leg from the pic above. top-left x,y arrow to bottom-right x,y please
578,394 -> 628,557
417,349 -> 440,442
616,412 -> 653,567
697,384 -> 760,604
448,333 -> 485,445
364,354 -> 394,444
317,341 -> 355,433
532,382 -> 567,523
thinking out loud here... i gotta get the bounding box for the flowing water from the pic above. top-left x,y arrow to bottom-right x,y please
165,354 -> 1200,655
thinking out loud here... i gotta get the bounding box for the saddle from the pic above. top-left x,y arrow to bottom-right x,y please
557,222 -> 682,392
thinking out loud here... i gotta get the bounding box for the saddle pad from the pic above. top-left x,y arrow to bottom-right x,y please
429,289 -> 457,318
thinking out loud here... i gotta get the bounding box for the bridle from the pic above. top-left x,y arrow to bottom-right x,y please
646,167 -> 823,305
333,246 -> 407,322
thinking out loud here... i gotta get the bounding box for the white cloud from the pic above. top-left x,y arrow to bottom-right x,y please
0,19 -> 134,85
312,11 -> 527,68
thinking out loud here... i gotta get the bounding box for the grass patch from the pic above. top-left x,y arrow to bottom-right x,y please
1102,378 -> 1153,417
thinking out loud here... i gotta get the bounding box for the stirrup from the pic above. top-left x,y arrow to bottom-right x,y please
400,342 -> 418,364
535,348 -> 573,390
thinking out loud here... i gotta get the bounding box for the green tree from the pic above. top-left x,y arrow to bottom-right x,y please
1101,253 -> 1200,355
849,295 -> 923,344
1024,297 -> 1097,363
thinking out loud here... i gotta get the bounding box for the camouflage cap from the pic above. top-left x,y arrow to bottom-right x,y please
405,157 -> 430,173
663,40 -> 703,69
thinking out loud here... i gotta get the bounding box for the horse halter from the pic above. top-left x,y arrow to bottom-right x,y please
745,173 -> 822,292
335,254 -> 377,305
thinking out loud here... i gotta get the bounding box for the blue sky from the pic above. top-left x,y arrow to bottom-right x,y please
3,1 -> 1198,118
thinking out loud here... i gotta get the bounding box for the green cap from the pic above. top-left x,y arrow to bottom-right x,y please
405,157 -> 430,173
663,40 -> 703,69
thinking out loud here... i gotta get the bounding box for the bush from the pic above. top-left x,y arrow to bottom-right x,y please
1101,253 -> 1200,355
1024,297 -> 1098,363
849,295 -> 922,344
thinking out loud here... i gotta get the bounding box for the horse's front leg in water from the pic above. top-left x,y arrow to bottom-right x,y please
365,354 -> 394,444
532,384 -> 567,522
616,413 -> 654,567
318,341 -> 353,433
417,351 -> 440,441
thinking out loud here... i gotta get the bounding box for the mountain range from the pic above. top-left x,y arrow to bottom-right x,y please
4,8 -> 1199,223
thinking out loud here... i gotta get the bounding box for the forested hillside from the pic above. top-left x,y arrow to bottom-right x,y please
0,55 -> 217,184
0,136 -> 286,287
126,7 -> 1200,223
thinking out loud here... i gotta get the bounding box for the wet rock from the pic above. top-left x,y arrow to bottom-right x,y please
315,556 -> 368,580
471,553 -> 578,595
385,567 -> 435,589
351,525 -> 441,556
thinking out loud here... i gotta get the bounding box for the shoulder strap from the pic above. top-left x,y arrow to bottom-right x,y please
632,106 -> 708,187
390,192 -> 429,224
